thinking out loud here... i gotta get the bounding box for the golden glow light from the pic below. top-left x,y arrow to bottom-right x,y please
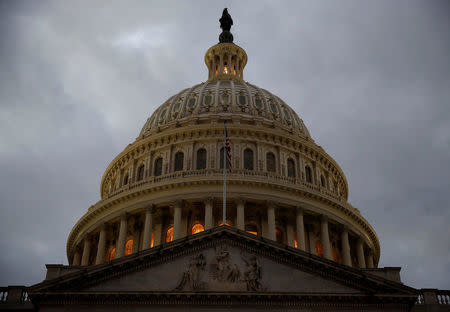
191,223 -> 205,234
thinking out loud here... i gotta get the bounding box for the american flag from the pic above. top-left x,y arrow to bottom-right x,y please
224,123 -> 232,170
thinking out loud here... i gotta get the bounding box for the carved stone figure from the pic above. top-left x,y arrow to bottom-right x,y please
175,253 -> 206,291
210,246 -> 241,283
241,252 -> 263,291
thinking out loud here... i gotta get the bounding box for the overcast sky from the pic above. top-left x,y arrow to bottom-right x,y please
0,1 -> 449,289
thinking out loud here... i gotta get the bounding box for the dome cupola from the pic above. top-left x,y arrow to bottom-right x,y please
204,8 -> 248,81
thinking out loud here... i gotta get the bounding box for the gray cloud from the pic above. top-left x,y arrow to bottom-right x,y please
0,1 -> 449,289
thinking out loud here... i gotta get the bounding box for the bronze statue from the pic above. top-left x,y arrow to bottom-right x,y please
219,8 -> 233,32
219,8 -> 234,43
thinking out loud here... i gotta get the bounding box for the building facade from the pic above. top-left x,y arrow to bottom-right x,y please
1,9 -> 449,312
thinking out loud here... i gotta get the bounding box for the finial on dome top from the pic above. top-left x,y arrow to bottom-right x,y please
219,8 -> 233,43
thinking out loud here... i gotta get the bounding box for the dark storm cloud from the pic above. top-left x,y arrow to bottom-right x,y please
0,0 -> 449,289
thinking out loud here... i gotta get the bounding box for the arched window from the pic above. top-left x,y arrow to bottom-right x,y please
315,240 -> 324,257
123,174 -> 129,185
245,224 -> 258,236
320,175 -> 326,187
266,152 -> 276,172
166,226 -> 173,243
191,223 -> 205,234
244,148 -> 254,170
196,148 -> 207,170
219,147 -> 230,169
109,248 -> 116,261
137,165 -> 145,181
154,158 -> 163,176
294,233 -> 299,248
124,239 -> 133,256
150,232 -> 154,248
174,152 -> 184,171
287,158 -> 295,178
305,166 -> 312,183
276,228 -> 283,243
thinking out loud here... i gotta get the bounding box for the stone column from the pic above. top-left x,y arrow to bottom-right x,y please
267,201 -> 276,241
320,215 -> 332,260
341,226 -> 352,266
295,207 -> 306,251
204,197 -> 213,230
236,58 -> 240,77
81,236 -> 91,266
366,251 -> 374,269
227,54 -> 232,74
236,198 -> 245,231
212,56 -> 216,78
173,200 -> 182,240
132,220 -> 141,254
95,224 -> 107,265
219,54 -> 224,74
357,238 -> 366,268
142,205 -> 155,250
116,214 -> 128,258
72,248 -> 81,266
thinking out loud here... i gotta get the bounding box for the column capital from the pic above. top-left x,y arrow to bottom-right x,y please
204,197 -> 214,206
320,214 -> 329,222
146,203 -> 156,214
340,224 -> 350,232
267,200 -> 276,208
98,222 -> 108,231
235,197 -> 245,206
173,199 -> 183,209
295,206 -> 304,215
120,212 -> 128,221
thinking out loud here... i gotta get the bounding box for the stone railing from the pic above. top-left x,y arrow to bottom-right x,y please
0,286 -> 31,307
107,168 -> 342,202
415,289 -> 450,308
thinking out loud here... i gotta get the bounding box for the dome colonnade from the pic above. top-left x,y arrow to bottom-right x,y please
67,14 -> 379,271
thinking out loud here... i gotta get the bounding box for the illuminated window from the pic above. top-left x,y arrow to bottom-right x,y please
124,239 -> 133,256
166,226 -> 173,243
276,228 -> 283,243
315,240 -> 324,257
287,158 -> 295,178
267,152 -> 276,172
244,148 -> 254,170
123,174 -> 129,185
174,152 -> 184,171
245,224 -> 258,236
218,220 -> 231,226
109,248 -> 116,261
224,62 -> 228,74
305,166 -> 312,183
150,232 -> 154,248
137,165 -> 145,181
196,149 -> 207,170
294,233 -> 299,248
191,223 -> 205,234
154,158 -> 163,176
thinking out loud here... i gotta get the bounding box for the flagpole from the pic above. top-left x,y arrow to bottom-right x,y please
223,123 -> 227,226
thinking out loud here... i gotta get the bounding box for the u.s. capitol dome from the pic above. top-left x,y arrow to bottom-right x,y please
67,12 -> 379,271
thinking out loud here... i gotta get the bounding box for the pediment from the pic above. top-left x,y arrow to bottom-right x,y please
86,243 -> 359,294
30,227 -> 416,298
